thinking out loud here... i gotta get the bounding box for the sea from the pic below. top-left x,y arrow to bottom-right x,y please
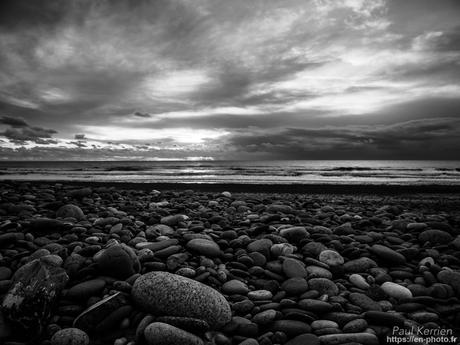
0,160 -> 459,185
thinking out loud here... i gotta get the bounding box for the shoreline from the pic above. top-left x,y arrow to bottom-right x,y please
3,180 -> 460,195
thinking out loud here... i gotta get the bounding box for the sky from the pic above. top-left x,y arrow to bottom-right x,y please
1,0 -> 460,160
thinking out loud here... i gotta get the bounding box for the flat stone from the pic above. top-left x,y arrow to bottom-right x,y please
319,333 -> 379,345
144,322 -> 204,345
370,244 -> 406,265
186,239 -> 221,257
132,272 -> 231,329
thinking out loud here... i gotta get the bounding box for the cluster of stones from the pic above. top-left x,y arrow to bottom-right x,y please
0,182 -> 459,345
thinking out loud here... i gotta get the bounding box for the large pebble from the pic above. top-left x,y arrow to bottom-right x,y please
132,272 -> 231,329
144,322 -> 204,345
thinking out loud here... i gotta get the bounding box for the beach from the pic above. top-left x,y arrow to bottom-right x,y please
1,181 -> 460,345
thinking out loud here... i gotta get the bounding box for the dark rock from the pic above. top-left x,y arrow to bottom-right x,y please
94,243 -> 140,279
56,204 -> 85,220
2,258 -> 69,334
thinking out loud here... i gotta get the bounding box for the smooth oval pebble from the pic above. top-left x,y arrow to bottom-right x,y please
186,239 -> 221,257
132,272 -> 231,329
51,328 -> 89,345
381,282 -> 413,299
349,273 -> 370,289
319,250 -> 344,266
144,322 -> 204,345
222,280 -> 249,295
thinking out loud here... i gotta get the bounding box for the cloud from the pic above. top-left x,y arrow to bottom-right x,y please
0,116 -> 28,127
0,0 -> 460,159
0,115 -> 58,143
133,111 -> 151,118
74,133 -> 86,140
220,117 -> 460,159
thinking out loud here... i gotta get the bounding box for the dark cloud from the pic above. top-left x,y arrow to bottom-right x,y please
0,114 -> 58,143
133,111 -> 151,118
0,116 -> 28,127
1,126 -> 57,142
221,118 -> 460,160
74,134 -> 86,140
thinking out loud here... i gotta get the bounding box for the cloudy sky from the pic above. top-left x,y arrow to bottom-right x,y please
1,0 -> 460,160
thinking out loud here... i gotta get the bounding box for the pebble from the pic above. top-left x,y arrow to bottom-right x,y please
349,273 -> 370,289
144,322 -> 204,345
282,258 -> 307,278
132,272 -> 231,329
381,282 -> 413,299
319,333 -> 379,345
94,244 -> 140,279
285,333 -> 320,345
186,239 -> 221,257
222,280 -> 249,295
51,328 -> 89,345
348,292 -> 382,311
308,278 -> 339,296
318,250 -> 344,266
67,279 -> 106,300
248,290 -> 273,300
56,204 -> 85,220
271,320 -> 311,336
370,244 -> 406,265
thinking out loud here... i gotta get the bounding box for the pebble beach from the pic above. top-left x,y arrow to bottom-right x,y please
1,181 -> 460,345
